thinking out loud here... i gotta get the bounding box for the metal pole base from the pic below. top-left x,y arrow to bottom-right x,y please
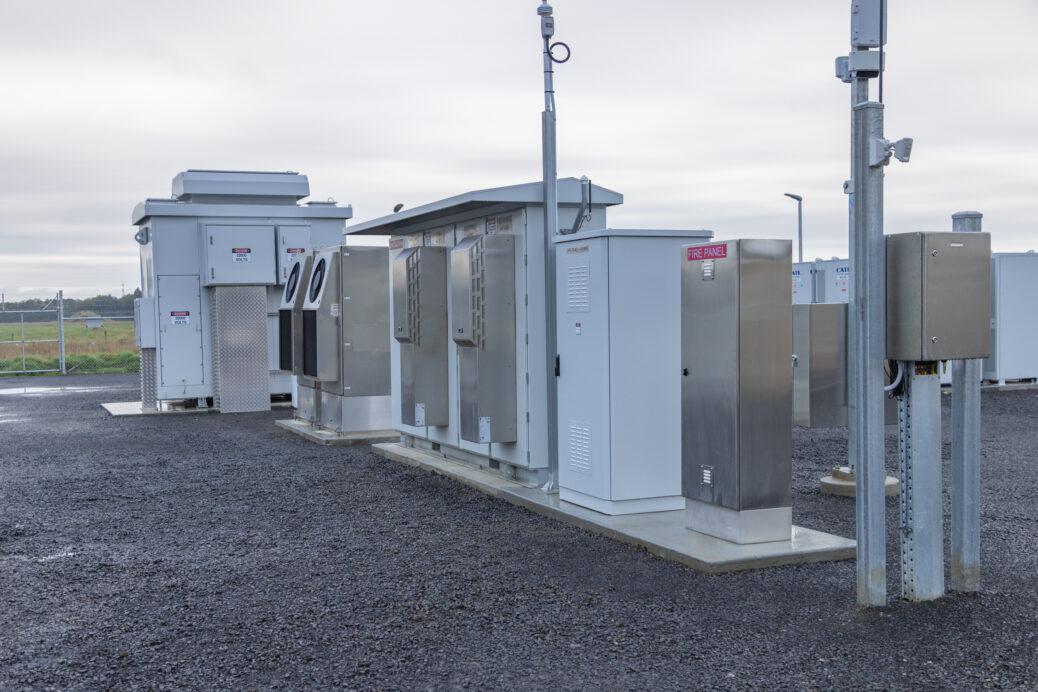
820,466 -> 899,497
898,362 -> 945,601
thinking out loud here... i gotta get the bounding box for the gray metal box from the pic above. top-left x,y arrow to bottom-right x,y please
341,246 -> 391,397
134,297 -> 156,349
202,224 -> 277,286
792,302 -> 898,428
681,239 -> 792,513
278,254 -> 312,373
851,0 -> 886,47
392,246 -> 449,427
793,303 -> 847,428
276,225 -> 312,285
886,232 -> 991,361
450,234 -> 517,444
301,248 -> 342,385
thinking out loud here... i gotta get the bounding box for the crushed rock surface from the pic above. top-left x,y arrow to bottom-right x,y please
1,374 -> 1035,689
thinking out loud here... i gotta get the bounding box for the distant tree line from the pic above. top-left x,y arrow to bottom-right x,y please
0,290 -> 142,322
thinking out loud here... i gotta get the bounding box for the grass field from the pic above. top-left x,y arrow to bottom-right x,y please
0,320 -> 138,374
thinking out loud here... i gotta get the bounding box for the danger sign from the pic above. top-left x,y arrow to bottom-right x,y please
232,248 -> 252,263
686,244 -> 727,261
170,311 -> 190,326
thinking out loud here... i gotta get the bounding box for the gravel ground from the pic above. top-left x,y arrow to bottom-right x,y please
1,373 -> 1035,689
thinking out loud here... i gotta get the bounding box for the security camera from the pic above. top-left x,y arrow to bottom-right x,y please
893,138 -> 913,163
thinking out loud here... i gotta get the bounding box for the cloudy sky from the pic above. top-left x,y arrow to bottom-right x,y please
1,0 -> 1036,299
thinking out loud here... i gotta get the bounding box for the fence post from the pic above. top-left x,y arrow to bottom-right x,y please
57,291 -> 66,375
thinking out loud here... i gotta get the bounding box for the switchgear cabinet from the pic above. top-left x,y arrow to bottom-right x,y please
133,170 -> 351,411
349,178 -> 623,486
555,228 -> 712,515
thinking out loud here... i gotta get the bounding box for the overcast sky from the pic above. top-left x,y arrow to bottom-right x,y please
1,0 -> 1036,299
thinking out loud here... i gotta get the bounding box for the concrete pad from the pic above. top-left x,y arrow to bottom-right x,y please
820,466 -> 900,497
373,443 -> 856,574
103,400 -> 291,417
102,401 -> 214,417
275,419 -> 398,447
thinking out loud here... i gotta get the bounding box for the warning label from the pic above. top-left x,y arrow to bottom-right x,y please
170,311 -> 190,326
389,238 -> 405,250
232,248 -> 252,263
686,244 -> 727,261
287,247 -> 305,254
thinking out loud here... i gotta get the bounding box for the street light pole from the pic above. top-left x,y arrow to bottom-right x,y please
784,193 -> 803,263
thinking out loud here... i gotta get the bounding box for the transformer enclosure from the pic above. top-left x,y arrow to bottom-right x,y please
886,232 -> 991,362
555,228 -> 713,515
350,179 -> 622,485
132,170 -> 350,411
681,239 -> 793,544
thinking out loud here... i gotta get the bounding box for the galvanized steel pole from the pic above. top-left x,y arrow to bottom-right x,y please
57,290 -> 66,375
897,363 -> 945,601
845,78 -> 869,476
851,101 -> 888,606
538,0 -> 560,490
950,210 -> 983,591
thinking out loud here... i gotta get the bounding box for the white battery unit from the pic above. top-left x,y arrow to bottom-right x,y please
984,252 -> 1038,384
348,178 -> 623,486
813,258 -> 851,303
792,261 -> 815,304
133,170 -> 352,410
554,228 -> 712,515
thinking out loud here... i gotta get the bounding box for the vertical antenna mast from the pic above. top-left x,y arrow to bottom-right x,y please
537,0 -> 570,491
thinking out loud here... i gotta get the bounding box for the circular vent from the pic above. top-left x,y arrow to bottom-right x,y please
309,258 -> 326,303
284,262 -> 301,302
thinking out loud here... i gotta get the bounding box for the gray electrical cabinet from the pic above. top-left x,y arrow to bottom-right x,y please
886,232 -> 991,361
681,239 -> 793,544
793,303 -> 847,428
393,246 -> 449,427
450,234 -> 517,444
297,245 -> 392,432
278,255 -> 312,373
792,302 -> 897,428
349,179 -> 623,485
984,252 -> 1038,383
302,248 -> 342,385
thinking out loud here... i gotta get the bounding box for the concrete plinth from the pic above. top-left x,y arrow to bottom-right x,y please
820,466 -> 900,497
275,418 -> 397,447
102,400 -> 291,417
373,442 -> 855,574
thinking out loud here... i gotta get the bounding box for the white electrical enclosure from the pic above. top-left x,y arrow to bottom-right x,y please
133,170 -> 352,410
792,261 -> 815,304
984,252 -> 1038,384
813,258 -> 851,303
792,258 -> 850,304
348,179 -> 623,485
554,228 -> 712,515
